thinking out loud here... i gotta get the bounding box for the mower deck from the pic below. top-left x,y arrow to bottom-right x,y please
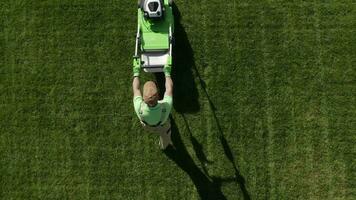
134,0 -> 174,73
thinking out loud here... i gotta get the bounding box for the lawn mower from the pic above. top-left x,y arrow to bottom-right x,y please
133,0 -> 174,73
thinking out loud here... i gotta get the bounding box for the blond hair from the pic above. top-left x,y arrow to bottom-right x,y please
143,81 -> 159,105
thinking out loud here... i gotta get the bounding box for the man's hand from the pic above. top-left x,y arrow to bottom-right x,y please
163,64 -> 172,77
133,58 -> 141,77
163,56 -> 172,77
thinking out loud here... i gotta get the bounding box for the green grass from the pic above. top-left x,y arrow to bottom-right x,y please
1,0 -> 355,199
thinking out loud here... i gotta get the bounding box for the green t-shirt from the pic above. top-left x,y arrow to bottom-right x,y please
133,95 -> 173,125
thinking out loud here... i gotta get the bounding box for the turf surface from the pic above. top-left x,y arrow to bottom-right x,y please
0,0 -> 355,199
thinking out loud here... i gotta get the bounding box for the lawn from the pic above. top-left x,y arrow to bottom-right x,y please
0,0 -> 355,199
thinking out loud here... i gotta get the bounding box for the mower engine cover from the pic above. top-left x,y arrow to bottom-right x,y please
134,0 -> 174,73
143,0 -> 164,19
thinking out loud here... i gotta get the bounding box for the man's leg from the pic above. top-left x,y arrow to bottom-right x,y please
141,120 -> 173,149
141,121 -> 157,133
157,119 -> 173,149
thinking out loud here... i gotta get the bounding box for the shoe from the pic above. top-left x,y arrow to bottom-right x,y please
168,142 -> 176,150
159,139 -> 176,150
158,139 -> 164,150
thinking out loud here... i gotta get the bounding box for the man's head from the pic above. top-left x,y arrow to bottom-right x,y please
143,81 -> 159,107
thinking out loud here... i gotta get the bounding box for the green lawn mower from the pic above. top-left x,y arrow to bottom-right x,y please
133,0 -> 174,73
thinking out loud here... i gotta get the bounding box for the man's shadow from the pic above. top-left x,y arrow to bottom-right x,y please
174,113 -> 250,200
155,3 -> 250,200
164,118 -> 227,200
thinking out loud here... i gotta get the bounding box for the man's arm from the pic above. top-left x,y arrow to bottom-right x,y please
133,77 -> 142,97
164,76 -> 173,97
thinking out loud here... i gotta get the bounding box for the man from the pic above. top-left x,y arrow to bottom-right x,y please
132,63 -> 174,150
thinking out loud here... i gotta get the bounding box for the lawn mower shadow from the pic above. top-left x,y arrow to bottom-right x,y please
155,3 -> 200,113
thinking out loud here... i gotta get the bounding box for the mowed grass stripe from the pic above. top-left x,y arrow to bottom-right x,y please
326,84 -> 355,199
309,2 -> 333,199
261,2 -> 312,199
199,0 -> 248,198
260,5 -> 277,198
288,2 -> 318,199
262,4 -> 290,199
321,2 -> 355,198
260,3 -> 281,199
